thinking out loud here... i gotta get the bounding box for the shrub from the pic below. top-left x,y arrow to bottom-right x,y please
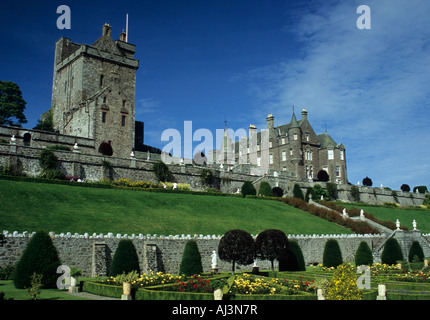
355,241 -> 373,266
258,181 -> 273,197
381,238 -> 403,265
413,186 -> 429,194
350,185 -> 360,202
401,184 -> 411,192
293,184 -> 304,200
109,240 -> 140,276
325,263 -> 362,300
38,149 -> 57,171
255,229 -> 289,271
326,182 -> 337,200
153,161 -> 173,182
305,187 -> 316,202
362,177 -> 373,187
179,240 -> 203,276
279,240 -> 305,271
313,184 -> 329,200
218,229 -> 255,274
272,187 -> 284,198
200,168 -> 214,186
322,239 -> 343,268
39,169 -> 66,180
408,241 -> 424,263
317,170 -> 329,182
241,181 -> 256,198
14,231 -> 62,289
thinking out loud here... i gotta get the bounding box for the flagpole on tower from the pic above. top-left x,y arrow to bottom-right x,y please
125,14 -> 129,43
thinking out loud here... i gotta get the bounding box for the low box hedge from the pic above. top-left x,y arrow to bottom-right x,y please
82,281 -> 123,299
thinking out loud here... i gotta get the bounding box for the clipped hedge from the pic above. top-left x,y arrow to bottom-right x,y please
82,281 -> 123,299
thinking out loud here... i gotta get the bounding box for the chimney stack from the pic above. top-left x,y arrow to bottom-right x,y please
102,23 -> 112,37
120,30 -> 127,42
301,108 -> 308,121
266,114 -> 274,129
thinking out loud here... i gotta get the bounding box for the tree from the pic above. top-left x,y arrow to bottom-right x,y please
109,240 -> 140,276
355,241 -> 373,266
322,239 -> 343,268
258,181 -> 273,197
33,109 -> 56,132
293,184 -> 304,200
0,81 -> 27,126
362,176 -> 373,187
408,241 -> 424,263
14,231 -> 61,289
218,229 -> 255,274
255,229 -> 289,271
279,240 -> 305,271
241,181 -> 256,198
39,149 -> 57,171
326,182 -> 338,200
317,170 -> 329,182
400,184 -> 411,192
179,240 -> 203,276
200,168 -> 214,186
305,186 -> 317,202
381,238 -> 403,265
153,161 -> 173,182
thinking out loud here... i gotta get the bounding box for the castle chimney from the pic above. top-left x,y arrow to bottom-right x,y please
302,108 -> 308,121
120,30 -> 127,42
102,23 -> 112,37
266,114 -> 274,130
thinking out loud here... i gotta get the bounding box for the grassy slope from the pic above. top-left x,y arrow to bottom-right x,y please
0,180 -> 351,236
342,203 -> 430,233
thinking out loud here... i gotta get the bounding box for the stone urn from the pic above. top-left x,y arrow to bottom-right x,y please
377,284 -> 386,300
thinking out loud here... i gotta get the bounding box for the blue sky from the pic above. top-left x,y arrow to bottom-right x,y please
0,0 -> 429,190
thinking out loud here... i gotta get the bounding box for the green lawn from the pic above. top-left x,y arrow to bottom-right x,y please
341,203 -> 430,233
0,179 -> 351,236
0,280 -> 89,300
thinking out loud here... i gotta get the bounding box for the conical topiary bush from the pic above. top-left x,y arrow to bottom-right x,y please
179,240 -> 203,276
408,241 -> 424,262
14,231 -> 62,289
381,238 -> 403,265
289,240 -> 306,271
109,239 -> 140,276
355,241 -> 373,266
322,239 -> 343,268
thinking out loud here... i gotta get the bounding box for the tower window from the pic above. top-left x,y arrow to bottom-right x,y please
328,149 -> 334,160
293,134 -> 298,141
102,112 -> 107,123
103,96 -> 107,104
121,115 -> 126,126
100,75 -> 104,87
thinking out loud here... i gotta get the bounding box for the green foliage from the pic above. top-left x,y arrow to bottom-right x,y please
289,240 -> 306,271
401,184 -> 411,192
39,149 -> 57,171
153,161 -> 173,182
326,182 -> 337,200
0,81 -> 27,126
381,238 -> 404,265
13,231 -> 62,289
322,239 -> 343,268
218,229 -> 255,274
258,181 -> 273,197
313,184 -> 329,200
408,241 -> 424,263
200,168 -> 214,186
179,240 -> 203,276
414,186 -> 429,194
355,241 -> 373,266
293,184 -> 304,200
325,263 -> 362,300
241,181 -> 256,198
255,229 -> 289,270
305,187 -> 316,202
350,185 -> 360,202
26,273 -> 43,300
33,109 -> 56,132
0,265 -> 14,280
109,239 -> 140,276
362,176 -> 373,187
39,169 -> 66,180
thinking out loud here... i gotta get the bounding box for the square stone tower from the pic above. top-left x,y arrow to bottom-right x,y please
51,23 -> 139,158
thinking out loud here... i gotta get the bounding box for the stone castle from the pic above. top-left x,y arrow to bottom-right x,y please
49,23 -> 141,159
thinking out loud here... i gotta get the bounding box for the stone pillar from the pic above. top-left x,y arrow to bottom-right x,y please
143,243 -> 159,273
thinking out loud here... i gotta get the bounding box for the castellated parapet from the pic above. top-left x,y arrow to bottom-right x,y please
50,23 -> 139,159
